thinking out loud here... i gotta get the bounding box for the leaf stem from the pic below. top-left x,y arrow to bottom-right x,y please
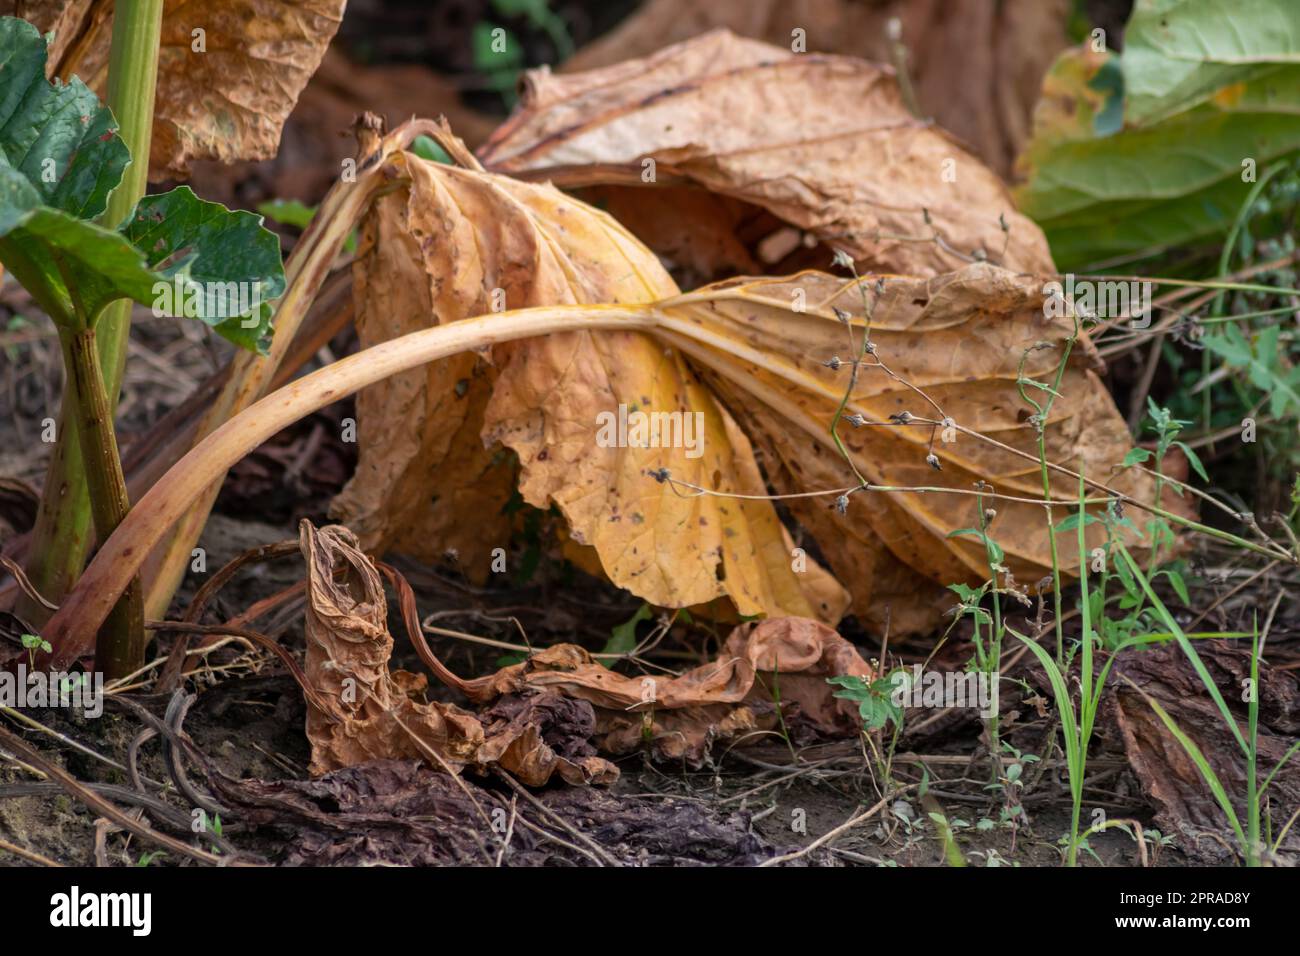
20,0 -> 163,621
44,306 -> 660,665
57,326 -> 144,677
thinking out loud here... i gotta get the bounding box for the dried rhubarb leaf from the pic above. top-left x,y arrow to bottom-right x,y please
478,29 -> 1054,278
427,615 -> 875,767
10,0 -> 345,179
557,0 -> 1069,177
302,520 -> 484,776
299,521 -> 864,775
641,266 -> 1165,627
476,693 -> 618,788
329,182 -> 518,582
332,149 -> 847,623
340,134 -> 1160,632
300,520 -> 618,785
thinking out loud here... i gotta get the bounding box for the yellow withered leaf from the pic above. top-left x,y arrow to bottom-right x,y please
332,152 -> 847,623
649,266 -> 1163,630
337,147 -> 1160,633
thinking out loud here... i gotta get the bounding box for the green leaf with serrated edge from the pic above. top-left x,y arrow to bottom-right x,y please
0,162 -> 150,320
1204,326 -> 1300,416
0,19 -> 284,351
1,177 -> 284,349
1122,447 -> 1152,467
125,187 -> 285,351
0,17 -> 129,221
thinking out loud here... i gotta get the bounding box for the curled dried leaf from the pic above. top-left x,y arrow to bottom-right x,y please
479,29 -> 1054,277
302,520 -> 875,773
301,521 -> 618,786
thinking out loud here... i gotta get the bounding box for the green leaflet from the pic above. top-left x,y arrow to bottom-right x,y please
1014,0 -> 1300,269
0,16 -> 284,351
1202,323 -> 1300,417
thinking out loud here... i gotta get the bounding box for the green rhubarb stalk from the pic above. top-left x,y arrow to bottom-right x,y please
59,326 -> 145,677
19,0 -> 163,625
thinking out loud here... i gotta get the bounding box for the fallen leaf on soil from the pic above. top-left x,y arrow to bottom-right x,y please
330,144 -> 847,623
1112,640 -> 1300,863
478,29 -> 1055,278
302,520 -> 874,770
301,521 -> 618,785
441,616 -> 875,766
557,1 -> 1070,177
9,0 -> 345,179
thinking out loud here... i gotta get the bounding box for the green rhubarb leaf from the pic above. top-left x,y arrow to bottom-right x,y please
0,160 -> 148,321
125,187 -> 285,352
1015,0 -> 1300,268
1122,0 -> 1300,125
0,16 -> 284,351
0,17 -> 128,221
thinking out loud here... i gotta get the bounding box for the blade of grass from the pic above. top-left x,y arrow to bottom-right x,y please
1124,678 -> 1248,855
1116,541 -> 1249,754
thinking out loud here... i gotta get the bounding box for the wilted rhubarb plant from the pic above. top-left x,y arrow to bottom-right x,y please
0,16 -> 285,677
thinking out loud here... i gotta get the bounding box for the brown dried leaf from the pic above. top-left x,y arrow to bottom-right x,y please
329,176 -> 518,582
301,520 -> 871,774
300,521 -> 618,786
331,149 -> 847,623
11,0 -> 345,179
452,617 -> 874,766
478,29 -> 1054,278
476,693 -> 619,788
556,0 -> 1069,177
339,127 -> 1160,631
649,267 -> 1163,628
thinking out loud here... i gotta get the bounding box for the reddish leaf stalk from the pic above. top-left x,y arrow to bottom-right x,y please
45,306 -> 656,666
